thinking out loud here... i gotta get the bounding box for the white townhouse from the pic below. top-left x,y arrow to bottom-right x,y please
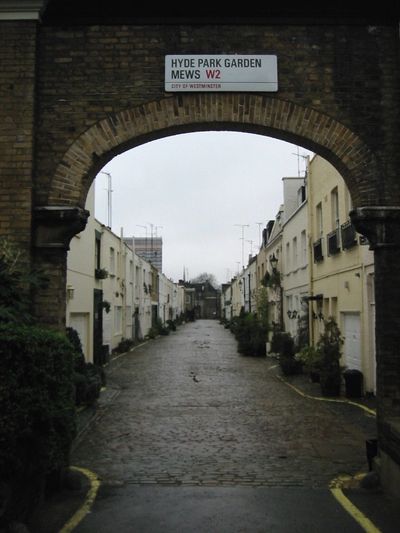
281,176 -> 309,340
66,182 -> 184,364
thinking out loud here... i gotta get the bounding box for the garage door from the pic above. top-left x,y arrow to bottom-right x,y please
343,312 -> 362,371
69,313 -> 89,360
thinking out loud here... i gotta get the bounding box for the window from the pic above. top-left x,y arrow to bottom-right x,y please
316,203 -> 323,237
301,230 -> 307,266
125,306 -> 132,333
292,237 -> 298,270
331,297 -> 338,320
297,185 -> 306,205
327,187 -> 341,254
313,238 -> 324,262
135,266 -> 140,288
95,231 -> 101,270
341,220 -> 357,249
344,187 -> 353,217
286,242 -> 291,272
114,306 -> 122,333
327,229 -> 340,255
129,260 -> 133,283
331,187 -> 340,230
110,247 -> 115,275
286,294 -> 292,313
116,251 -> 121,276
323,298 -> 329,321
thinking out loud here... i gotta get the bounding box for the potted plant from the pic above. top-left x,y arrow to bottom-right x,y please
316,317 -> 344,397
95,267 -> 109,280
277,332 -> 303,376
297,345 -> 321,382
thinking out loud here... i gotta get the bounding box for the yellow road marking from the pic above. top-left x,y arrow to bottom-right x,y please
274,373 -> 376,417
271,368 -> 380,532
59,466 -> 100,533
330,475 -> 382,533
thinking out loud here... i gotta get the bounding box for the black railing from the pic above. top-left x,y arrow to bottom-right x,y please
313,238 -> 324,262
341,220 -> 357,250
327,229 -> 340,255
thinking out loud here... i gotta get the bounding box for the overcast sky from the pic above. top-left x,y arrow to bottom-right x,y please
94,132 -> 313,285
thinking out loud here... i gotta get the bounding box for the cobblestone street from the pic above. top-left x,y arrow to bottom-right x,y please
72,320 -> 375,489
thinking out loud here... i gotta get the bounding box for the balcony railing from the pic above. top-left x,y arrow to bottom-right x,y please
327,229 -> 340,255
341,220 -> 357,250
313,238 -> 324,262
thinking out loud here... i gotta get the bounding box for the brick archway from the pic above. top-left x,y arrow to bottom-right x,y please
47,94 -> 380,209
1,11 -> 396,495
37,92 -> 400,494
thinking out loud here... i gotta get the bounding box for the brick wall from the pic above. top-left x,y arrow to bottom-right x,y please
0,22 -> 37,253
34,23 -> 399,208
1,17 -> 400,494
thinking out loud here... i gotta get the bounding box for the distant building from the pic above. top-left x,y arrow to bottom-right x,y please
124,237 -> 163,271
180,280 -> 221,319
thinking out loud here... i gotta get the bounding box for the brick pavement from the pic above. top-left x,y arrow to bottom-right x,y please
71,320 -> 376,489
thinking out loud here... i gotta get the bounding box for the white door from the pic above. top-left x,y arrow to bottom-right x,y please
103,310 -> 112,347
69,313 -> 89,360
343,312 -> 362,371
370,302 -> 376,393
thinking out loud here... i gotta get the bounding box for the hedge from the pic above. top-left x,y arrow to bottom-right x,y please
0,323 -> 76,525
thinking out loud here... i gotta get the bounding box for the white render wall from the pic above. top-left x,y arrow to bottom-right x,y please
282,197 -> 309,340
66,183 -> 184,363
66,185 -> 96,362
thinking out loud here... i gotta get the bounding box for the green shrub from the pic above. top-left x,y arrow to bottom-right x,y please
154,318 -> 170,336
297,345 -> 321,376
66,327 -> 104,406
275,332 -> 303,376
317,317 -> 344,396
233,313 -> 267,357
270,330 -> 286,354
167,319 -> 177,331
147,327 -> 156,339
0,323 -> 76,524
113,337 -> 135,354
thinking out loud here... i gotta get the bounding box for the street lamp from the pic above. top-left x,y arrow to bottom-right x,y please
270,253 -> 278,272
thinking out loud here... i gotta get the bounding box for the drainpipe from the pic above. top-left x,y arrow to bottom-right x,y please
306,160 -> 315,346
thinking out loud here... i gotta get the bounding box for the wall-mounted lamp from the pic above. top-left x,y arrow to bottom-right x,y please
270,253 -> 278,272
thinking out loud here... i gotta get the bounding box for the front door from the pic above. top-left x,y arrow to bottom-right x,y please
342,312 -> 362,371
93,289 -> 103,366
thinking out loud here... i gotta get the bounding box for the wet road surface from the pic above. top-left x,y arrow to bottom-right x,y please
70,320 -> 384,532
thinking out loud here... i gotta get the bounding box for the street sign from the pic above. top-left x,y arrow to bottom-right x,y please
165,54 -> 278,92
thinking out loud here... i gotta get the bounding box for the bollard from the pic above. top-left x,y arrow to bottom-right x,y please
366,438 -> 378,471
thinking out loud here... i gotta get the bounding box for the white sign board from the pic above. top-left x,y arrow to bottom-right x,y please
165,55 -> 278,92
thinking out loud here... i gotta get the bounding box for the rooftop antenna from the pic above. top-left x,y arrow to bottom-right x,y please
136,225 -> 148,255
100,171 -> 113,228
234,224 -> 250,269
154,225 -> 163,238
291,146 -> 308,177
